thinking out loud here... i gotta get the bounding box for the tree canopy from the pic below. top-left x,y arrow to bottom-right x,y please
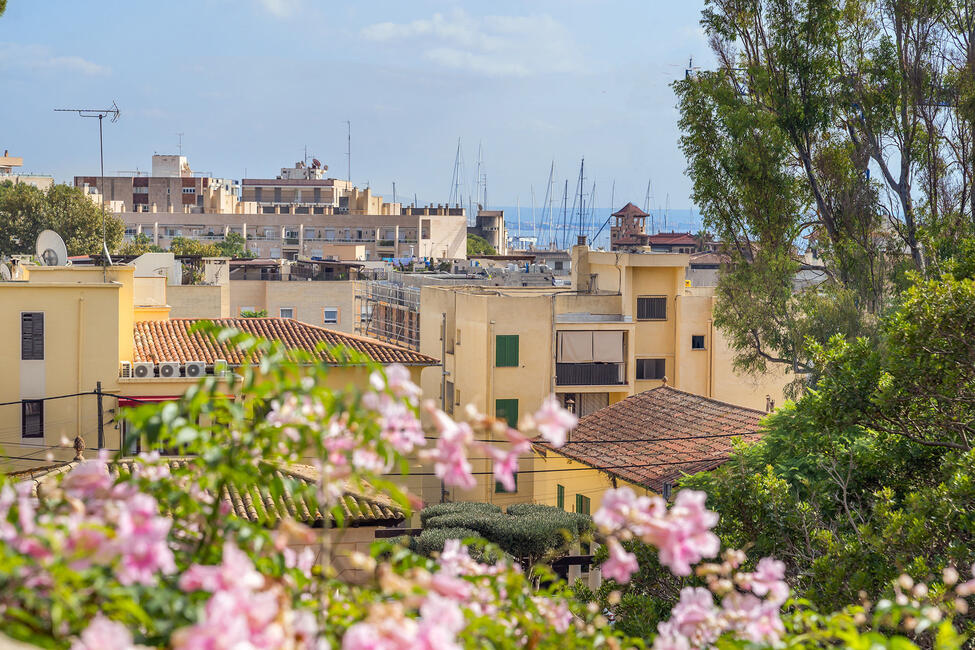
467,233 -> 497,256
675,0 -> 975,388
0,182 -> 124,257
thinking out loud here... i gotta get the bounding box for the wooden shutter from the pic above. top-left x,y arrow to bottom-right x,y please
495,399 -> 519,428
21,312 -> 44,361
495,335 -> 519,367
637,297 -> 666,320
557,484 -> 565,510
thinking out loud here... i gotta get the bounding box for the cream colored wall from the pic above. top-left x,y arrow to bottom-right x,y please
0,282 -> 124,470
134,277 -> 168,307
229,280 -> 356,333
167,285 -> 227,319
531,450 -> 656,514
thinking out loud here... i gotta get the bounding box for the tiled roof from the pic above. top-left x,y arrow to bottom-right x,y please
132,318 -> 438,366
647,232 -> 698,246
14,458 -> 404,528
611,202 -> 649,218
538,387 -> 765,492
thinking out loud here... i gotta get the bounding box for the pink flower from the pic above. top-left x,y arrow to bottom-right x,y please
180,540 -> 265,593
602,537 -> 639,583
647,490 -> 720,576
532,597 -> 573,634
957,563 -> 975,597
593,487 -> 665,535
532,396 -> 577,447
721,592 -> 784,644
489,447 -> 519,493
652,622 -> 692,650
377,401 -> 425,454
342,617 -> 419,650
71,614 -> 135,650
421,413 -> 476,490
431,572 -> 472,600
745,557 -> 789,604
114,492 -> 175,586
370,364 -> 422,404
666,587 -> 719,647
61,450 -> 113,501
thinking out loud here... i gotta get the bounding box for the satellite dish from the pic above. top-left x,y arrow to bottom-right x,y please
0,264 -> 10,281
35,230 -> 68,266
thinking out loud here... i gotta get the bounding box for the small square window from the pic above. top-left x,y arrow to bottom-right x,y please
322,307 -> 339,324
279,307 -> 294,319
692,335 -> 706,350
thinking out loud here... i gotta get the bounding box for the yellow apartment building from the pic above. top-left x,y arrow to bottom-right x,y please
0,262 -> 437,473
416,244 -> 789,505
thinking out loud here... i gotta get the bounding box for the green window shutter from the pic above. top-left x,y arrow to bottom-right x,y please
575,494 -> 590,515
557,484 -> 565,509
495,399 -> 519,428
495,335 -> 519,367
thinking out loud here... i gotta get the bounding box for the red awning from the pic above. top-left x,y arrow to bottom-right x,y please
116,396 -> 180,407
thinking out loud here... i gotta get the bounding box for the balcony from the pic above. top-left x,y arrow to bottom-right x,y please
556,362 -> 625,386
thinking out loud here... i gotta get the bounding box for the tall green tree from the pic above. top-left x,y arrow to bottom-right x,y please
676,0 -> 975,384
0,181 -> 123,257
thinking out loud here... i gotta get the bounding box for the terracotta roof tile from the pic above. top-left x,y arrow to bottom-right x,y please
132,318 -> 438,366
611,202 -> 650,218
16,459 -> 405,528
646,232 -> 698,246
539,387 -> 765,492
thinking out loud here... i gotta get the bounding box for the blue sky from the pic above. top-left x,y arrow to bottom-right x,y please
0,1 -> 713,210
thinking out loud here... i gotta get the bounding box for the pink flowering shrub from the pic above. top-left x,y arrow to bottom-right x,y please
0,329 -> 970,649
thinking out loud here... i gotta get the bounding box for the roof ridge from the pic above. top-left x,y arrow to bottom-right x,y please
645,386 -> 769,417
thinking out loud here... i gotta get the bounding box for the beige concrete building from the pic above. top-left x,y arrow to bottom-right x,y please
0,260 -> 436,473
0,152 -> 54,190
415,244 -> 790,505
76,155 -> 468,261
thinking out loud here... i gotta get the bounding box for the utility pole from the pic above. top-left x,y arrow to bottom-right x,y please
95,381 -> 104,450
55,101 -> 120,276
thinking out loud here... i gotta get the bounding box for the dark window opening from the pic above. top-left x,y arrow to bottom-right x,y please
691,335 -> 706,350
22,400 -> 43,439
636,358 -> 666,380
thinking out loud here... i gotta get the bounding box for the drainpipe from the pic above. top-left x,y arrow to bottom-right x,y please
487,320 -> 496,416
77,297 -> 85,438
708,318 -> 714,398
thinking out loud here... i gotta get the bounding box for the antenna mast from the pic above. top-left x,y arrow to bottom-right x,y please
55,101 -> 120,273
177,132 -> 184,155
345,120 -> 351,183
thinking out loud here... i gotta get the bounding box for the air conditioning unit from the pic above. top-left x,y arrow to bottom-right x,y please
133,362 -> 155,379
213,359 -> 230,377
158,362 -> 181,378
184,361 -> 206,378
119,361 -> 132,378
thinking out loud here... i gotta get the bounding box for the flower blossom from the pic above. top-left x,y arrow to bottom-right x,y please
420,405 -> 476,490
370,364 -> 422,404
531,396 -> 577,447
602,537 -> 640,583
71,614 -> 135,650
740,557 -> 789,604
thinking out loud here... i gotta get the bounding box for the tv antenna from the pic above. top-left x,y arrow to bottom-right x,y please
55,101 -> 121,273
177,132 -> 184,155
345,120 -> 351,183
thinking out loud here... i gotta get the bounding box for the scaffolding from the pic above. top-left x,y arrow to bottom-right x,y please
354,279 -> 421,350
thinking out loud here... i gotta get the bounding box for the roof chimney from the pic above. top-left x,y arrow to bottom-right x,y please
577,235 -> 587,246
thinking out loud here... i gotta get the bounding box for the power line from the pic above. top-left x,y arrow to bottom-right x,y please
424,431 -> 758,445
376,455 -> 730,478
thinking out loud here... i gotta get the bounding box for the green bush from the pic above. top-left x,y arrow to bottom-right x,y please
415,527 -> 482,557
419,501 -> 500,526
416,502 -> 592,564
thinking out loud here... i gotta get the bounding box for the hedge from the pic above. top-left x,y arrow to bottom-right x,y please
416,502 -> 593,563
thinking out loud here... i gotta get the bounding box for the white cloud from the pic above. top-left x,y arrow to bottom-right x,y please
255,0 -> 303,17
361,9 -> 581,77
0,43 -> 109,76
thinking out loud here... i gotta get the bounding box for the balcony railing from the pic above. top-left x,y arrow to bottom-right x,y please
555,362 -> 625,386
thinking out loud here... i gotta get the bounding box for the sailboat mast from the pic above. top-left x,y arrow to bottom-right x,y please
530,185 -> 536,248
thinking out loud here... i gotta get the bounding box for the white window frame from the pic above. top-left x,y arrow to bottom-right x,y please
279,307 -> 295,319
322,307 -> 339,324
